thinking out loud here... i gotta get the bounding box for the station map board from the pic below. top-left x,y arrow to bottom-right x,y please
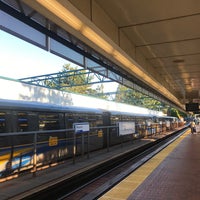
185,103 -> 199,112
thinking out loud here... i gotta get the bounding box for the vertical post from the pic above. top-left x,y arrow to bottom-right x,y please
81,133 -> 84,158
65,131 -> 68,160
107,127 -> 109,152
33,132 -> 37,177
18,153 -> 22,173
87,131 -> 90,159
131,133 -> 134,144
121,136 -> 124,149
73,131 -> 76,164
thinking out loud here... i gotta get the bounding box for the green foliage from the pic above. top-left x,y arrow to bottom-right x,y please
114,84 -> 188,117
45,64 -> 186,116
59,64 -> 92,94
115,85 -> 164,110
44,64 -> 107,97
167,107 -> 187,119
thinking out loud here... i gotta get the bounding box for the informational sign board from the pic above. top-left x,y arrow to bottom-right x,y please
118,122 -> 135,136
73,122 -> 90,134
185,103 -> 199,112
195,125 -> 200,133
166,121 -> 170,128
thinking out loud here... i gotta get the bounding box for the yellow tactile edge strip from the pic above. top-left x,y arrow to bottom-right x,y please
99,130 -> 190,200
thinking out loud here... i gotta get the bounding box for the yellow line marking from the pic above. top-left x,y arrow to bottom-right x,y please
99,130 -> 190,200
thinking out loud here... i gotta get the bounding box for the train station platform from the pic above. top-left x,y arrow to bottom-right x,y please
0,133 -> 159,199
100,128 -> 200,200
0,127 -> 192,200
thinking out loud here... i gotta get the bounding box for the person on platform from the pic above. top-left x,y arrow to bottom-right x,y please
190,120 -> 196,134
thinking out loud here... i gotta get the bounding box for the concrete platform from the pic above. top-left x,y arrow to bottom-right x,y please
100,129 -> 200,200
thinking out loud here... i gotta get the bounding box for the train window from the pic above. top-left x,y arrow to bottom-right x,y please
18,112 -> 28,132
0,112 -> 6,133
39,113 -> 61,130
66,112 -> 103,128
138,119 -> 146,125
121,115 -> 134,121
110,114 -> 121,125
87,113 -> 103,127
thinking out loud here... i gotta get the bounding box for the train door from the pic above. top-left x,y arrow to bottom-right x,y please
102,111 -> 111,148
58,113 -> 65,129
5,111 -> 18,132
0,112 -> 6,134
4,111 -> 18,167
65,112 -> 78,129
27,112 -> 39,131
0,112 -> 6,148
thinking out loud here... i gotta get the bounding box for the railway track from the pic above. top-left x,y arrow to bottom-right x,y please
20,128 -> 188,200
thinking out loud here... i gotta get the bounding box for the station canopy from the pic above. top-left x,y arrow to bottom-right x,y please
1,0 -> 200,112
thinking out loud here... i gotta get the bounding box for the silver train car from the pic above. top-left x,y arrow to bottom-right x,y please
0,99 -> 179,178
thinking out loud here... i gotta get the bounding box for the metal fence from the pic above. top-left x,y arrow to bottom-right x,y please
0,121 -> 182,179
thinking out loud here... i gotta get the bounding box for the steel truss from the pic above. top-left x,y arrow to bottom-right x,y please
19,69 -> 113,89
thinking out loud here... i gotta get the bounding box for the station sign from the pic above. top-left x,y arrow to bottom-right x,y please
118,121 -> 135,135
185,103 -> 199,112
73,122 -> 90,134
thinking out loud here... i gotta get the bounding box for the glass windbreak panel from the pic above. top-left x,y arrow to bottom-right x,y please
50,39 -> 84,65
0,11 -> 46,49
85,58 -> 106,74
85,58 -> 97,68
39,113 -> 60,130
85,58 -> 123,83
123,79 -> 133,88
0,112 -> 6,133
108,70 -> 122,82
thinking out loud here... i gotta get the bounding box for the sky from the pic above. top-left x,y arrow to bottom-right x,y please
0,30 -> 118,92
0,30 -> 68,79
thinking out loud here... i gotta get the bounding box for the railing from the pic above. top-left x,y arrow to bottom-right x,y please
0,121 -> 182,180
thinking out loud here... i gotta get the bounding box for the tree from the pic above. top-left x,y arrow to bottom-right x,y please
44,64 -> 107,97
167,107 -> 187,119
115,84 -> 165,110
45,64 -> 186,116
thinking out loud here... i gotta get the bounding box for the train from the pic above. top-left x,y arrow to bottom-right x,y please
0,76 -> 183,178
0,98 -> 182,178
